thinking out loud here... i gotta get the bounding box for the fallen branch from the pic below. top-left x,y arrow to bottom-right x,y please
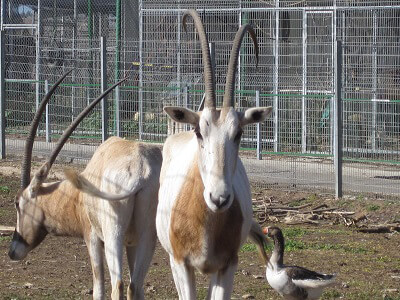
300,207 -> 338,214
0,225 -> 14,232
358,227 -> 391,233
284,219 -> 320,225
357,224 -> 400,233
311,204 -> 328,211
323,211 -> 355,216
0,225 -> 15,236
294,203 -> 312,210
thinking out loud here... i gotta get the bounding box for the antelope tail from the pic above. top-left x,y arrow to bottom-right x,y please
248,221 -> 269,266
64,169 -> 136,201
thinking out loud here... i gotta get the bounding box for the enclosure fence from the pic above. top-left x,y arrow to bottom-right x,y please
0,0 -> 399,200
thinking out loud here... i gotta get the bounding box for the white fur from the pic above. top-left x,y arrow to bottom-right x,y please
157,110 -> 261,299
157,11 -> 272,299
77,138 -> 161,300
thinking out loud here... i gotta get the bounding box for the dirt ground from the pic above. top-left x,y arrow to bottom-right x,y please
0,158 -> 399,300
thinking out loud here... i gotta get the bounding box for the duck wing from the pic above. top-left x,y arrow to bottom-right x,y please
285,266 -> 336,289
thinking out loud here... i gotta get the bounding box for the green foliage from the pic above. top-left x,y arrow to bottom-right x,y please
0,185 -> 10,194
81,111 -> 102,131
240,243 -> 257,252
0,176 -> 11,194
310,243 -> 368,254
121,119 -> 139,135
375,255 -> 393,263
287,195 -> 316,207
383,296 -> 400,300
356,193 -> 364,201
287,199 -> 306,207
285,239 -> 306,251
367,204 -> 380,211
315,228 -> 348,235
321,289 -> 341,299
307,193 -> 318,202
282,227 -> 307,238
0,236 -> 12,242
197,287 -> 208,299
346,290 -> 382,300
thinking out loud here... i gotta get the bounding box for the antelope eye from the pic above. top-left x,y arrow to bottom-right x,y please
15,201 -> 19,209
194,126 -> 203,140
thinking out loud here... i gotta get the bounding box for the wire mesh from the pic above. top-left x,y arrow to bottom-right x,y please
1,0 -> 399,199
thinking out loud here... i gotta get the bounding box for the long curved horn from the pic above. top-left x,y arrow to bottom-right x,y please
21,70 -> 73,189
43,77 -> 128,175
183,10 -> 216,108
223,24 -> 258,108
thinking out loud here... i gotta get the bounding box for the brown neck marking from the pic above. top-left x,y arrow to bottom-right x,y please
170,159 -> 243,266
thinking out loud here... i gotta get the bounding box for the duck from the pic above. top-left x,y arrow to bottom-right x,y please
263,226 -> 336,300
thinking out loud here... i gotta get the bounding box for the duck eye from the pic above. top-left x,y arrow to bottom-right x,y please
194,126 -> 203,140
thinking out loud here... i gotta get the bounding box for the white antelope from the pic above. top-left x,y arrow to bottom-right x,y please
156,10 -> 272,300
8,72 -> 162,300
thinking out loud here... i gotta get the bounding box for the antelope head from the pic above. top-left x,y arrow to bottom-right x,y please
164,10 -> 272,213
9,72 -> 125,260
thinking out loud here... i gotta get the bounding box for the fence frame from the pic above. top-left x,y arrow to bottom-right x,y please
334,40 -> 343,198
0,30 -> 5,158
0,1 -> 399,199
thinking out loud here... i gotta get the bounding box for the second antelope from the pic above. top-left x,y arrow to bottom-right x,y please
8,73 -> 162,300
156,10 -> 272,300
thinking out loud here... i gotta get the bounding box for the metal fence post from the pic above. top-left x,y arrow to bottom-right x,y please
71,0 -> 77,122
1,0 -> 5,30
184,85 -> 188,109
273,9 -> 279,153
256,90 -> 262,160
45,80 -> 51,143
0,30 -> 5,158
334,39 -> 343,198
176,10 -> 181,108
301,10 -> 307,154
371,10 -> 378,151
114,0 -> 121,137
138,1 -> 143,140
35,0 -> 41,111
184,85 -> 189,131
100,36 -> 108,142
114,84 -> 120,137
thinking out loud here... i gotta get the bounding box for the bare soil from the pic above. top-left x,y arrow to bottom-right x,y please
0,159 -> 399,300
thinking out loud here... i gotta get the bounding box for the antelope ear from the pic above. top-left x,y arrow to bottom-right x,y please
164,106 -> 200,126
29,162 -> 50,197
240,106 -> 273,126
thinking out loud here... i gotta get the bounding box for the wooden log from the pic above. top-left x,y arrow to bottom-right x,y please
0,225 -> 14,232
358,227 -> 391,233
323,211 -> 355,215
0,225 -> 15,236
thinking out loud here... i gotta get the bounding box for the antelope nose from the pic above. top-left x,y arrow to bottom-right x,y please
210,193 -> 230,209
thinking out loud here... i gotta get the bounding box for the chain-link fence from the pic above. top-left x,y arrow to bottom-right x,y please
0,0 -> 399,200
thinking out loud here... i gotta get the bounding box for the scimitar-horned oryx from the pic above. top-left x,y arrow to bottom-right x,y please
8,72 -> 162,300
156,9 -> 272,300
